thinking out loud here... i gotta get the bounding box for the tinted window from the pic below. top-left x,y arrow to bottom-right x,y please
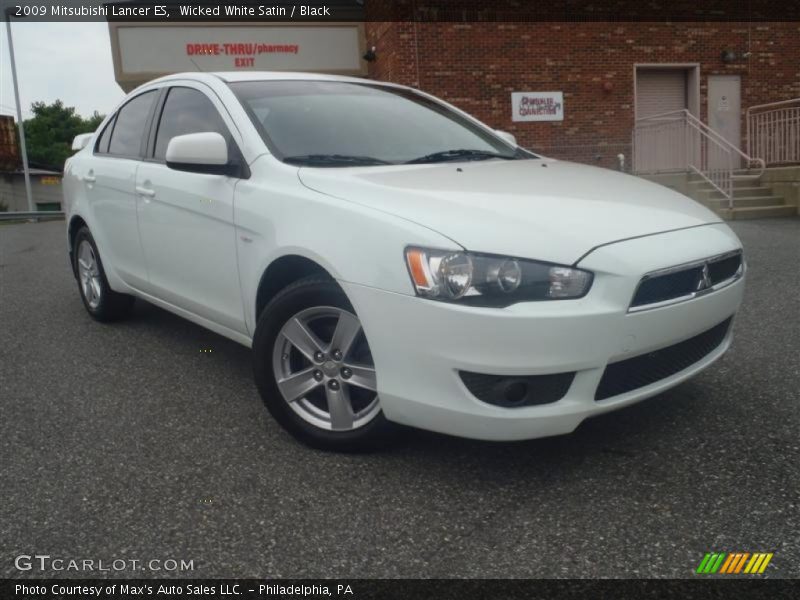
108,91 -> 156,157
230,80 -> 524,165
95,116 -> 116,154
154,87 -> 230,161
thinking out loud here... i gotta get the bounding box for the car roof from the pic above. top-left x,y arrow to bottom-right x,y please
148,71 -> 396,87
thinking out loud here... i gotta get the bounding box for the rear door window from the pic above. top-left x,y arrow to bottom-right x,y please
108,91 -> 156,158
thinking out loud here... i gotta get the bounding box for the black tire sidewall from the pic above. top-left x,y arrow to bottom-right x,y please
73,226 -> 132,321
252,276 -> 397,452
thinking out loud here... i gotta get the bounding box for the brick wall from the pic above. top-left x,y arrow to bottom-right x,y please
364,21 -> 800,169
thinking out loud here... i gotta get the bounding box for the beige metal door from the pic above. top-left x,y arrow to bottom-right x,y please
635,69 -> 688,118
634,68 -> 690,172
708,75 -> 741,169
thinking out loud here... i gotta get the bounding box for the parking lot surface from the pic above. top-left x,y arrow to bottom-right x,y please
1,218 -> 798,578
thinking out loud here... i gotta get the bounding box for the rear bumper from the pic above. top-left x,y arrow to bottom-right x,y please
341,223 -> 745,441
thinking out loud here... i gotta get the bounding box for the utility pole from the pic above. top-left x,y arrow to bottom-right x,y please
5,11 -> 34,213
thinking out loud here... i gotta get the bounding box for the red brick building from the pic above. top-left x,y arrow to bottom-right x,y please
364,20 -> 800,169
106,2 -> 800,216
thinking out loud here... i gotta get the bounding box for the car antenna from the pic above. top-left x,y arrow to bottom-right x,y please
188,57 -> 204,72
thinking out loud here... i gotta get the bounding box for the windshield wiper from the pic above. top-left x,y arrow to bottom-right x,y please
405,149 -> 517,164
283,154 -> 392,166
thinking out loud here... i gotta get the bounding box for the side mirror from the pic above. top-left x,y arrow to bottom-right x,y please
72,133 -> 93,151
166,132 -> 239,176
494,130 -> 517,147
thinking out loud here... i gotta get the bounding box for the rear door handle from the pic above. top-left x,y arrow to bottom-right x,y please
135,186 -> 156,199
82,174 -> 96,183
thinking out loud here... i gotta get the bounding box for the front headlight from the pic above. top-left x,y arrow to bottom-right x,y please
405,247 -> 593,307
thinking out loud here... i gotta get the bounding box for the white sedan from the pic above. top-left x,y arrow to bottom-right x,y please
63,72 -> 745,451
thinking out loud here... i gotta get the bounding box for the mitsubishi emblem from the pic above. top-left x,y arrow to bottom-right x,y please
697,263 -> 712,291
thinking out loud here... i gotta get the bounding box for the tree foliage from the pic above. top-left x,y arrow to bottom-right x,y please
23,101 -> 105,171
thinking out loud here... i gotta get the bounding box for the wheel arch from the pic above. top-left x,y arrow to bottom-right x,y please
255,254 -> 335,321
67,214 -> 88,277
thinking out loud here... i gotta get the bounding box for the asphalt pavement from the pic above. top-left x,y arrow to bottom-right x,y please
1,218 -> 798,578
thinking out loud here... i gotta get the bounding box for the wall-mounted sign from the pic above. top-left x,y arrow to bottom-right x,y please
114,25 -> 364,80
511,91 -> 564,122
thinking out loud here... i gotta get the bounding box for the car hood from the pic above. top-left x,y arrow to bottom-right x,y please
298,158 -> 721,264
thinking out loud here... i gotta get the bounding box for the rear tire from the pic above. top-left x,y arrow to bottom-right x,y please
73,226 -> 135,322
252,275 -> 401,452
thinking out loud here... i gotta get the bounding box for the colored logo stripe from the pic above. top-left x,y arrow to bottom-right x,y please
696,553 -> 726,573
745,553 -> 773,574
719,553 -> 736,573
698,552 -> 773,574
722,553 -> 748,573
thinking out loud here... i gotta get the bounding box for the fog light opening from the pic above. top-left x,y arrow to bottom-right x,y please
503,380 -> 529,405
459,370 -> 575,408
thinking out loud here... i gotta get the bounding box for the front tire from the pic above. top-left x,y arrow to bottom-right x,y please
252,276 -> 400,452
73,226 -> 135,322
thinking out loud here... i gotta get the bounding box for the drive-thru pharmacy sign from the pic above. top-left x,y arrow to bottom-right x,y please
117,26 -> 360,72
185,42 -> 301,68
110,24 -> 366,91
511,91 -> 564,122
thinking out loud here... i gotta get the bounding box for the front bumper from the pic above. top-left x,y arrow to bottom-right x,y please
341,223 -> 745,441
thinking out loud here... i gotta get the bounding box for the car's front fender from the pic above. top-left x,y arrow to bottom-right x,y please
234,156 -> 460,335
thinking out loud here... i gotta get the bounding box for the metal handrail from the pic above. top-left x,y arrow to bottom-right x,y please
637,109 -> 766,177
633,109 -> 765,209
683,111 -> 766,178
746,98 -> 800,166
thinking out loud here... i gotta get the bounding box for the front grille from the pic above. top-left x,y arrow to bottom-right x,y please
595,317 -> 732,401
630,251 -> 742,310
460,371 -> 575,408
707,253 -> 742,283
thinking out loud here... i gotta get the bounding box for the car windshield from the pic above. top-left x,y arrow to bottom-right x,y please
229,80 -> 534,166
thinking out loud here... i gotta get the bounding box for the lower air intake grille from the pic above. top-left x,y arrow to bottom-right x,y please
460,371 -> 575,408
595,317 -> 732,401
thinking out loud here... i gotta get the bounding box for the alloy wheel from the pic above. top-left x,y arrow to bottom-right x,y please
272,306 -> 380,431
77,240 -> 102,309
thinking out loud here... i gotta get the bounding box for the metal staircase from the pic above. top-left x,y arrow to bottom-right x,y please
633,108 -> 797,219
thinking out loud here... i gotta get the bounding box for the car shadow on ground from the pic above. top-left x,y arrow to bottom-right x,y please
122,298 -> 253,371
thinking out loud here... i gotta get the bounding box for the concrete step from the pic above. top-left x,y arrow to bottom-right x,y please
703,195 -> 787,209
689,168 -> 761,180
715,205 -> 797,220
695,186 -> 775,200
688,177 -> 763,189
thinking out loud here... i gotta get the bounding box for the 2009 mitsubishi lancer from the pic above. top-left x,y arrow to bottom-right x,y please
63,72 -> 745,451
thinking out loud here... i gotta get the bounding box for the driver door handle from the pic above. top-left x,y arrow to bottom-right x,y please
136,186 -> 156,199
